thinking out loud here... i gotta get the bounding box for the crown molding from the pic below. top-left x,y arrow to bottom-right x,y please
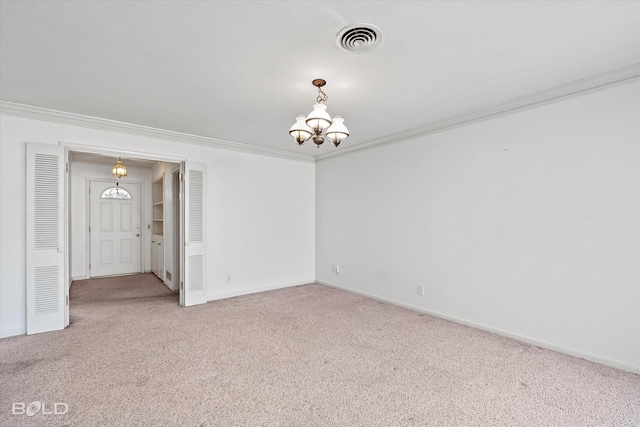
0,101 -> 315,164
316,63 -> 640,161
3,64 -> 638,164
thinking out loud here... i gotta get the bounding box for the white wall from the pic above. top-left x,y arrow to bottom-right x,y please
316,82 -> 640,373
0,114 -> 315,337
70,161 -> 153,280
206,147 -> 316,299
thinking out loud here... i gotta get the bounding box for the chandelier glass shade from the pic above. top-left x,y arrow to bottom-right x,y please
289,79 -> 349,148
325,116 -> 349,145
306,103 -> 332,133
112,157 -> 128,178
289,115 -> 313,144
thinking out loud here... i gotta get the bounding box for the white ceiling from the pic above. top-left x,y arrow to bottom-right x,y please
1,1 -> 639,159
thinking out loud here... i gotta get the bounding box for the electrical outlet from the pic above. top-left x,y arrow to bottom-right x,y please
417,285 -> 425,296
335,264 -> 340,276
226,275 -> 231,283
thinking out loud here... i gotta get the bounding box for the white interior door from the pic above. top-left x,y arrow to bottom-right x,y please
26,142 -> 66,335
182,162 -> 207,306
89,181 -> 142,277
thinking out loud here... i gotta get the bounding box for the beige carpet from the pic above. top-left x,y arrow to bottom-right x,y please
1,273 -> 638,426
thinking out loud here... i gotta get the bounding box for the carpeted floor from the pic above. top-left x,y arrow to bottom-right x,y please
1,274 -> 638,426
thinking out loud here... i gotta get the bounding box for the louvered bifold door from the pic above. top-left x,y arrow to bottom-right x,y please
183,162 -> 207,306
26,143 -> 65,334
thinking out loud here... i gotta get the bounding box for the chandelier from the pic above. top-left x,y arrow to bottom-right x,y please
289,79 -> 349,148
112,157 -> 128,178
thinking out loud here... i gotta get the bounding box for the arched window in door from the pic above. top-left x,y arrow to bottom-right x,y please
100,186 -> 132,200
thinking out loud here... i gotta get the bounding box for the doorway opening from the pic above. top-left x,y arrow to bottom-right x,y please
25,142 -> 207,335
68,150 -> 182,311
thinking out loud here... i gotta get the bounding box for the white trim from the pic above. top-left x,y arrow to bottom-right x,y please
316,280 -> 640,375
63,142 -> 187,164
0,102 -> 315,164
171,164 -> 181,292
3,64 -> 638,164
64,147 -> 70,327
0,327 -> 27,339
207,280 -> 313,301
316,64 -> 640,161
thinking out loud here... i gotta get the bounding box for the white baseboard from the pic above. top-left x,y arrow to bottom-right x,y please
1,327 -> 27,339
207,280 -> 313,301
73,271 -> 154,282
316,280 -> 640,375
163,280 -> 177,291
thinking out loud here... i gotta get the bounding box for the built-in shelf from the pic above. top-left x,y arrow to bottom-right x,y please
151,172 -> 165,281
152,177 -> 164,236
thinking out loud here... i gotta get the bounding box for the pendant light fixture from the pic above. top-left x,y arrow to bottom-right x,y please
112,157 -> 128,178
289,79 -> 349,148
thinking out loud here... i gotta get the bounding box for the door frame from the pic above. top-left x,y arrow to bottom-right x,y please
86,178 -> 144,278
26,141 -> 203,334
172,164 -> 182,293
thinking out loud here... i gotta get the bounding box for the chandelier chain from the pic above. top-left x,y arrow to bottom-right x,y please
316,87 -> 328,103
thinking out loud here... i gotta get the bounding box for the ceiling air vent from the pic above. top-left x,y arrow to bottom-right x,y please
335,24 -> 382,53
